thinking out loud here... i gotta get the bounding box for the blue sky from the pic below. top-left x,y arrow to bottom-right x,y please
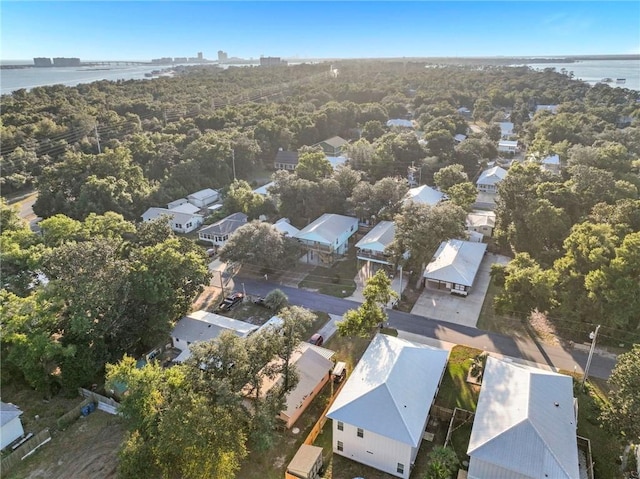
1,1 -> 639,60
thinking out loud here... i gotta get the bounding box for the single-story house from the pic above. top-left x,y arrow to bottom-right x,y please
466,210 -> 496,237
403,184 -> 445,206
169,201 -> 201,215
454,133 -> 467,143
198,212 -> 248,247
187,188 -> 219,208
386,119 -> 414,128
467,230 -> 485,243
355,220 -> 395,266
497,140 -> 518,154
476,166 -> 508,193
536,104 -> 559,115
423,239 -> 488,296
294,213 -> 358,264
1,402 -> 24,450
467,357 -> 580,479
498,121 -> 514,139
327,334 -> 449,479
167,198 -> 189,210
457,107 -> 472,118
286,444 -> 324,479
541,154 -> 561,175
172,310 -> 258,362
141,207 -> 204,234
253,181 -> 275,196
273,218 -> 300,237
244,342 -> 335,429
326,156 -> 348,170
274,150 -> 299,171
315,136 -> 348,156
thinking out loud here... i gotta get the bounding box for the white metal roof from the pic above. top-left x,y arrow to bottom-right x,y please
188,188 -> 218,201
1,402 -> 23,426
326,156 -> 348,169
454,133 -> 467,142
466,211 -> 496,229
387,119 -> 414,128
172,310 -> 258,345
327,334 -> 449,447
355,221 -> 395,253
273,218 -> 300,237
253,181 -> 275,196
320,136 -> 348,148
294,214 -> 358,245
498,122 -> 514,136
542,154 -> 560,165
169,202 -> 201,214
476,166 -> 508,186
403,185 -> 445,206
423,240 -> 487,287
141,207 -> 203,225
468,357 -> 579,479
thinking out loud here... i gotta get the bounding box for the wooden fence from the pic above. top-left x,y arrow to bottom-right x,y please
444,407 -> 475,447
0,429 -> 51,476
430,404 -> 454,422
56,398 -> 93,430
78,388 -> 120,414
303,379 -> 348,446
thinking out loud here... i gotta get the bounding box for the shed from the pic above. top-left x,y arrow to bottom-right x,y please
286,444 -> 324,479
187,188 -> 219,208
1,402 -> 24,450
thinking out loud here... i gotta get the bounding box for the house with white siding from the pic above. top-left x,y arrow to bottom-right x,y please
403,185 -> 445,206
294,213 -> 358,265
327,334 -> 449,479
355,220 -> 395,266
1,402 -> 24,450
476,166 -> 507,193
141,207 -> 204,234
198,212 -> 248,248
423,240 -> 487,296
274,150 -> 299,171
466,210 -> 496,238
497,140 -> 519,154
467,357 -> 580,479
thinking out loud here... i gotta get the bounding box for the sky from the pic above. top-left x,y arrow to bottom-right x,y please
1,1 -> 639,61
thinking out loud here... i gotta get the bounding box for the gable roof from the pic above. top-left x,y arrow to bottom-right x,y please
169,202 -> 201,214
294,214 -> 358,245
275,150 -> 299,165
188,188 -> 218,201
273,218 -> 300,237
355,221 -> 395,253
141,207 -> 203,225
253,181 -> 275,196
423,240 -> 487,287
468,357 -> 579,479
1,402 -> 23,426
542,154 -> 560,165
287,445 -> 323,478
199,212 -> 248,236
172,310 -> 258,345
387,118 -> 414,128
466,211 -> 496,229
477,166 -> 508,186
498,121 -> 514,135
403,185 -> 445,206
320,136 -> 348,148
327,334 -> 449,447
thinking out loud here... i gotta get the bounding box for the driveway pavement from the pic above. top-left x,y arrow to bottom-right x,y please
346,261 -> 407,307
410,253 -> 510,328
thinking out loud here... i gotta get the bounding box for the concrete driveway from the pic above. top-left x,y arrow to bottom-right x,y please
345,261 -> 406,307
410,253 -> 510,328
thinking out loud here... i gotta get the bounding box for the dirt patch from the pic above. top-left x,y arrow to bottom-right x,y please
528,309 -> 561,347
7,411 -> 123,479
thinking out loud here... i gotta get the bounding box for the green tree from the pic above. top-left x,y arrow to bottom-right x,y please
223,180 -> 267,219
0,198 -> 23,232
296,151 -> 333,181
433,164 -> 468,193
446,182 -> 478,210
264,289 -> 289,312
600,344 -> 640,440
424,446 -> 459,479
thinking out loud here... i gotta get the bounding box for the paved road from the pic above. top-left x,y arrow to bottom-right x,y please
237,276 -> 616,379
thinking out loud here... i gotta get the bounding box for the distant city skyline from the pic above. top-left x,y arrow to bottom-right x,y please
1,1 -> 639,61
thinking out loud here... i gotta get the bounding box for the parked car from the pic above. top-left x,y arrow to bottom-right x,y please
308,333 -> 324,347
332,361 -> 347,383
253,296 -> 271,308
218,292 -> 245,311
206,248 -> 216,257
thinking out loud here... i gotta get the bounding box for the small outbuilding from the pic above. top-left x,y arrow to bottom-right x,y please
1,402 -> 24,450
286,444 -> 324,479
187,188 -> 219,208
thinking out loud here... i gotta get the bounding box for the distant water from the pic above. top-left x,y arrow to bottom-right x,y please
518,59 -> 640,91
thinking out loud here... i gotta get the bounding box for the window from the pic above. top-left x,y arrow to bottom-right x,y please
337,421 -> 343,431
357,428 -> 363,438
397,463 -> 404,474
175,223 -> 183,229
337,441 -> 343,452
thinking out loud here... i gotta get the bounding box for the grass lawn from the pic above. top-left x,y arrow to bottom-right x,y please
435,345 -> 482,411
448,422 -> 473,467
299,250 -> 358,298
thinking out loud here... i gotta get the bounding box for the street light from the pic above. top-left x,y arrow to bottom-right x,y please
582,324 -> 601,387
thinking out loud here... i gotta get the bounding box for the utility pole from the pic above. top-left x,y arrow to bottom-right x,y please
231,148 -> 236,181
582,324 -> 601,387
94,124 -> 101,154
219,270 -> 226,299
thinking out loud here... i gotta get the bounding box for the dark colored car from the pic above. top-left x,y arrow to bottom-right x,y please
308,333 -> 324,347
253,296 -> 271,308
218,292 -> 245,311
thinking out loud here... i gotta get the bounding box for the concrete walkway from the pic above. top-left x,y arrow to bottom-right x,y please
346,262 -> 407,307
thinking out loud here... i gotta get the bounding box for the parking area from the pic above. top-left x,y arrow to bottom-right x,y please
410,253 -> 510,328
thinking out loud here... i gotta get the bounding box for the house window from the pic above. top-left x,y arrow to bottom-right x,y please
337,441 -> 343,452
397,463 -> 404,474
175,223 -> 183,229
337,421 -> 343,431
186,222 -> 192,228
357,428 -> 363,438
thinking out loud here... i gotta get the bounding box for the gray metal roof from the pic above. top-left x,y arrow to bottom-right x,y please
476,166 -> 508,186
198,212 -> 248,236
172,310 -> 257,344
1,402 -> 23,426
327,334 -> 449,447
423,240 -> 487,287
141,207 -> 203,225
188,188 -> 218,201
295,214 -> 358,245
274,150 -> 299,165
320,136 -> 348,148
355,221 -> 395,253
468,357 -> 580,479
403,185 -> 445,206
466,211 -> 496,229
287,445 -> 323,477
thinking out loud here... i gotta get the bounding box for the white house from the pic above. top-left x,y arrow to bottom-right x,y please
454,133 -> 467,143
467,357 -> 580,479
169,201 -> 201,215
497,140 -> 518,154
386,119 -> 414,128
253,181 -> 275,196
466,210 -> 496,238
1,402 -> 24,450
294,213 -> 358,264
498,121 -> 514,139
198,212 -> 248,247
423,239 -> 487,296
476,166 -> 508,193
187,188 -> 219,208
536,104 -> 559,115
273,218 -> 300,237
541,154 -> 561,175
167,198 -> 190,210
172,310 -> 258,362
141,207 -> 204,234
403,185 -> 445,206
355,220 -> 395,266
327,334 -> 449,479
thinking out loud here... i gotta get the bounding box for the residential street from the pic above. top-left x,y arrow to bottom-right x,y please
237,276 -> 617,380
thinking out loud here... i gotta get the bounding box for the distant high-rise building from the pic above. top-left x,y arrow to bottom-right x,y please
218,50 -> 228,63
260,56 -> 287,67
174,57 -> 188,63
33,57 -> 52,67
52,57 -> 81,67
197,52 -> 203,60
